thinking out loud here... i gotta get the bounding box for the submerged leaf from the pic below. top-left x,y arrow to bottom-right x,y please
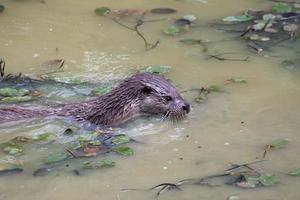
270,139 -> 289,149
141,65 -> 172,74
0,88 -> 29,97
90,86 -> 111,96
208,85 -> 223,92
32,133 -> 51,141
288,169 -> 300,176
112,134 -> 130,145
229,77 -> 247,83
272,3 -> 292,14
0,142 -> 24,155
81,159 -> 115,169
46,152 -> 68,164
113,146 -> 134,156
0,96 -> 33,103
95,7 -> 111,16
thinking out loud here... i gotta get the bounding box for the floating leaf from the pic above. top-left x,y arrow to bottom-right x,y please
32,133 -> 51,141
229,77 -> 247,83
46,152 -> 68,164
163,26 -> 180,36
270,139 -> 289,149
0,88 -> 29,97
113,146 -> 134,156
94,7 -> 111,16
252,22 -> 272,31
259,174 -> 278,186
0,96 -> 33,103
0,142 -> 24,155
90,86 -> 111,96
77,132 -> 98,142
245,176 -> 260,186
112,134 -> 130,145
150,8 -> 177,14
81,159 -> 115,169
272,3 -> 292,14
222,15 -> 253,23
288,169 -> 300,176
141,65 -> 172,74
183,15 -> 197,22
262,14 -> 277,21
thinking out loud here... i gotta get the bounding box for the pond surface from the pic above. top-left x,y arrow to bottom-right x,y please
0,0 -> 300,199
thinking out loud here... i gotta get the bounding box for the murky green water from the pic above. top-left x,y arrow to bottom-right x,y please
1,0 -> 300,199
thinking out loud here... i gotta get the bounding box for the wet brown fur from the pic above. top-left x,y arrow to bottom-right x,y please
0,73 -> 189,126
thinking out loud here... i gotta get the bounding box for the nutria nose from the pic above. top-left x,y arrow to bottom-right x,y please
182,103 -> 190,113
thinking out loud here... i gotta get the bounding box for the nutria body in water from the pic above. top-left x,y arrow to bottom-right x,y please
0,73 -> 190,126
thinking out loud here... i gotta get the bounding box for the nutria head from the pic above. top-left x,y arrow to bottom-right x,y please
59,73 -> 190,126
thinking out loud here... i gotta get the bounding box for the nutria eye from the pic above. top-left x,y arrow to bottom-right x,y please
164,96 -> 172,101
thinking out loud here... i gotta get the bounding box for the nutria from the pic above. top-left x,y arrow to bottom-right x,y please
0,73 -> 190,126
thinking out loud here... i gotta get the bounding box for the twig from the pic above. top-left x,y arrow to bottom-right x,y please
111,17 -> 159,51
0,58 -> 5,78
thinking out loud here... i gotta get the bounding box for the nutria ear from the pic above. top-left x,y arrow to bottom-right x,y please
142,86 -> 153,95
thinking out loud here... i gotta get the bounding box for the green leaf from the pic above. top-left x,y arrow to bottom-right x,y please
270,139 -> 289,149
163,26 -> 180,36
0,88 -> 29,97
90,86 -> 111,96
141,65 -> 172,74
46,152 -> 68,164
288,169 -> 300,176
77,132 -> 98,142
113,146 -> 134,156
100,158 -> 116,167
195,95 -> 207,104
222,15 -> 253,23
32,133 -> 51,141
229,77 -> 247,83
112,134 -> 130,145
272,3 -> 292,14
95,7 -> 111,16
259,174 -> 278,186
0,141 -> 24,155
208,85 -> 223,92
81,159 -> 115,169
0,96 -> 33,103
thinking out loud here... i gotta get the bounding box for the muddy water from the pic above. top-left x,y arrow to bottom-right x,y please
1,0 -> 300,200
